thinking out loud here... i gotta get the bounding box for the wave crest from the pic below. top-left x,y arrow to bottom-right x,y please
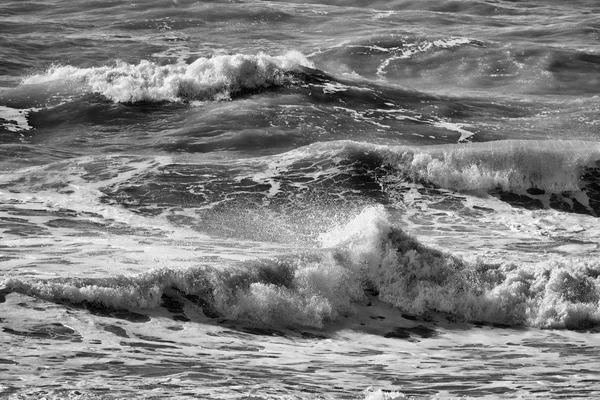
22,51 -> 314,103
326,206 -> 600,329
295,140 -> 600,215
384,140 -> 600,194
3,205 -> 599,330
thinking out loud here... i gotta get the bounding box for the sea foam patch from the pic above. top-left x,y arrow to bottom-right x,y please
0,105 -> 33,132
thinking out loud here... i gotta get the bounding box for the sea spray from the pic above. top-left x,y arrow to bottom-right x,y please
321,205 -> 600,328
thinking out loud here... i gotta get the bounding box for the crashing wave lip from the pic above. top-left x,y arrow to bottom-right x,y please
0,105 -> 35,133
21,51 -> 314,104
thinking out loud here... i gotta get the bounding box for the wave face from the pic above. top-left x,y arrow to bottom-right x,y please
22,51 -> 314,103
3,205 -> 599,330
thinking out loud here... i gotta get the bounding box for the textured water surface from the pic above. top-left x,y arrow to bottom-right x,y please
1,0 -> 600,399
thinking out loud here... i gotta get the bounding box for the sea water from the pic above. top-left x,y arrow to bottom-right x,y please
1,0 -> 600,398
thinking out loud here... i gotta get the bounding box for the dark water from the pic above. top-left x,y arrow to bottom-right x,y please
1,0 -> 600,399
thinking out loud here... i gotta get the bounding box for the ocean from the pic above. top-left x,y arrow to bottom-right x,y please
1,0 -> 600,398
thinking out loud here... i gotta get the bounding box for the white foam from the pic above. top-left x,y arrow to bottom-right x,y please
2,140 -> 600,330
333,106 -> 392,129
0,105 -> 34,132
334,206 -> 600,329
390,140 -> 600,194
281,139 -> 600,195
2,202 -> 600,329
432,120 -> 475,142
22,51 -> 314,103
242,139 -> 600,198
320,82 -> 349,93
377,37 -> 479,77
363,388 -> 407,400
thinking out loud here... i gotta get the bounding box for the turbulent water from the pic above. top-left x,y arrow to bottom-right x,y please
1,0 -> 600,399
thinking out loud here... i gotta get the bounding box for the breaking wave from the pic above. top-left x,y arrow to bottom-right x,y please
3,205 -> 599,330
386,140 -> 600,194
22,51 -> 314,103
260,139 -> 600,215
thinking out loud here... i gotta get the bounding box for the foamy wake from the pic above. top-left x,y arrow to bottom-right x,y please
2,205 -> 599,330
22,51 -> 314,103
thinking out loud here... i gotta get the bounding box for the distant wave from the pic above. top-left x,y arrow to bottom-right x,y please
22,51 -> 314,103
3,205 -> 600,330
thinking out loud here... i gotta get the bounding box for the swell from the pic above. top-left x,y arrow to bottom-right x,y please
317,35 -> 600,95
3,206 -> 599,330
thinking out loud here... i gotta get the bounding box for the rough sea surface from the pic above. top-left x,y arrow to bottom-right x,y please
1,0 -> 600,398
